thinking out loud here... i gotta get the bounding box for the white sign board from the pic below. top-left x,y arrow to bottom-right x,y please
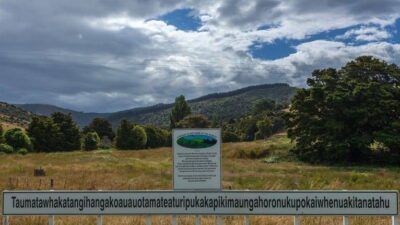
173,129 -> 221,190
3,191 -> 398,215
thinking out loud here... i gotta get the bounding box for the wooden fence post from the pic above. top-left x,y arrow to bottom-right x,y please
172,215 -> 177,225
3,216 -> 9,225
97,215 -> 103,225
393,216 -> 398,225
293,216 -> 300,225
48,216 -> 55,225
195,215 -> 200,225
146,215 -> 152,225
216,216 -> 223,225
244,215 -> 250,225
343,216 -> 349,225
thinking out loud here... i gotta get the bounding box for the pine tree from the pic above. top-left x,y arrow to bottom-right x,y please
27,116 -> 63,152
83,118 -> 115,140
170,95 -> 191,128
115,119 -> 133,150
51,112 -> 81,151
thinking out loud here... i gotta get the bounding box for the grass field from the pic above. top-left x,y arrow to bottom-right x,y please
1,133 -> 399,225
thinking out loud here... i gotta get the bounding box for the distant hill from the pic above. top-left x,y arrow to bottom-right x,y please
18,83 -> 297,128
0,102 -> 33,129
17,104 -> 109,127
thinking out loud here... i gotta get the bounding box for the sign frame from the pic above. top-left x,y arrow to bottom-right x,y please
172,128 -> 222,191
3,190 -> 398,216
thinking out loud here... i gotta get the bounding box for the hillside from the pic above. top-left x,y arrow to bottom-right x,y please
0,102 -> 33,129
18,83 -> 297,128
18,104 -> 109,127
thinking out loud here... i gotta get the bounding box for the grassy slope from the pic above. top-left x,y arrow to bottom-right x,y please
0,134 -> 399,225
0,102 -> 32,129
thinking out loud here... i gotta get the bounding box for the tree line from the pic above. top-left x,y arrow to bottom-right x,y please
0,94 -> 286,154
0,113 -> 172,153
1,56 -> 398,165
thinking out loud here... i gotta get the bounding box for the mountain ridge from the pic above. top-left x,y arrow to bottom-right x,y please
17,83 -> 297,128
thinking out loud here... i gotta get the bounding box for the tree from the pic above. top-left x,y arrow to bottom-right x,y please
238,116 -> 258,141
144,125 -> 168,148
177,115 -> 210,128
84,132 -> 100,151
170,95 -> 191,128
252,99 -> 276,115
130,125 -> 147,149
115,120 -> 147,150
83,118 -> 115,140
115,119 -> 133,150
27,116 -> 63,152
51,112 -> 81,151
286,56 -> 400,163
255,117 -> 273,140
4,128 -> 32,151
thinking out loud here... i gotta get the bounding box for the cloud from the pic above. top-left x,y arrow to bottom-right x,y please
337,26 -> 392,42
0,0 -> 399,112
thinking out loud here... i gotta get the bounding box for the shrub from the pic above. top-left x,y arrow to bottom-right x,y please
17,148 -> 28,155
115,120 -> 147,150
0,124 -> 4,143
99,136 -> 112,149
84,132 -> 100,151
177,114 -> 210,128
0,143 -> 14,154
131,126 -> 147,149
222,131 -> 240,142
4,128 -> 32,151
144,125 -> 168,148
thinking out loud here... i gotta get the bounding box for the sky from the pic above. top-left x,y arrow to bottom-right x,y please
0,0 -> 399,112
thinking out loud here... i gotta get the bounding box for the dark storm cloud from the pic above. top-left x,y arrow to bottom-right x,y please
217,0 -> 282,28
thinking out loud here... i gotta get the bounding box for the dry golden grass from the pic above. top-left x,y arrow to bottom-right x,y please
1,134 -> 399,224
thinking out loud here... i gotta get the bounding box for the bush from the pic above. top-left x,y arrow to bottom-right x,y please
131,126 -> 147,149
163,130 -> 172,147
0,124 -> 4,143
84,132 -> 100,151
115,120 -> 147,150
17,148 -> 28,155
4,128 -> 32,151
222,131 -> 240,142
144,125 -> 168,148
232,147 -> 270,159
177,114 -> 210,128
99,136 -> 112,149
0,143 -> 14,154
